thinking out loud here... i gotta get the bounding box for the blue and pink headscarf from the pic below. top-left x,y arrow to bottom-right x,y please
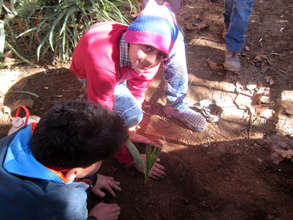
125,0 -> 179,57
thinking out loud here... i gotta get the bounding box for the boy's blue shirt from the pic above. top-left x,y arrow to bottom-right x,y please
0,125 -> 90,220
3,124 -> 66,184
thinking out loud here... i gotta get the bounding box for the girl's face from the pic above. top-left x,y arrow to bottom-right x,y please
129,44 -> 167,73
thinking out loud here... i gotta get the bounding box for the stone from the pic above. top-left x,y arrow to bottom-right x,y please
281,90 -> 293,115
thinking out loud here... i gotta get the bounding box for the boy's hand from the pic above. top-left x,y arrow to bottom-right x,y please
133,154 -> 167,180
89,202 -> 120,220
91,174 -> 121,198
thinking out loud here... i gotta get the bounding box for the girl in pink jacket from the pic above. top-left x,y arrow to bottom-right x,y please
71,0 -> 206,179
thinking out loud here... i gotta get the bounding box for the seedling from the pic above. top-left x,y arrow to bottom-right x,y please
126,139 -> 161,183
144,142 -> 161,183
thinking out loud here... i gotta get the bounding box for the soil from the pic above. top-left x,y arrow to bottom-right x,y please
1,0 -> 293,219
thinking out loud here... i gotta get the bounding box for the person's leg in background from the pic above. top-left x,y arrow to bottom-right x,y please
223,0 -> 254,72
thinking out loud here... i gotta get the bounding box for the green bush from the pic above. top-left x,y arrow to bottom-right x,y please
0,0 -> 138,65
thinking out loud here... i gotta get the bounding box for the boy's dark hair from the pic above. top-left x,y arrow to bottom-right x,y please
30,100 -> 128,169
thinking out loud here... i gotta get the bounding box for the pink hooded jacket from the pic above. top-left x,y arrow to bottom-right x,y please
70,22 -> 160,110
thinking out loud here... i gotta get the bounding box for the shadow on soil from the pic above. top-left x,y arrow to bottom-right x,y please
92,139 -> 293,220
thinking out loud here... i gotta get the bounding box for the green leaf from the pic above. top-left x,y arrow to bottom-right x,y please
0,0 -> 3,16
49,10 -> 66,51
9,0 -> 17,16
144,144 -> 161,183
3,0 -> 137,63
6,41 -> 35,65
37,32 -> 50,61
59,6 -> 78,35
8,90 -> 39,98
0,20 -> 5,56
16,27 -> 38,39
125,139 -> 145,172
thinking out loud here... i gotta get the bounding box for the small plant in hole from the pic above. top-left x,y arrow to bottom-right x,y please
126,139 -> 161,183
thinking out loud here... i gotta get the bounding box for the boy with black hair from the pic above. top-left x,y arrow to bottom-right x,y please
0,100 -> 128,220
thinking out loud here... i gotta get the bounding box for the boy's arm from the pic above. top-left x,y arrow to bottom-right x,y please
77,173 -> 98,188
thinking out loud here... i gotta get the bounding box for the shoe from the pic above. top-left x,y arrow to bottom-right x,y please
192,99 -> 222,123
224,50 -> 241,72
164,105 -> 207,132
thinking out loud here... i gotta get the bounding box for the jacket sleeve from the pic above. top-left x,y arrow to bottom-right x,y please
69,26 -> 119,110
86,67 -> 117,110
70,40 -> 87,79
163,29 -> 188,102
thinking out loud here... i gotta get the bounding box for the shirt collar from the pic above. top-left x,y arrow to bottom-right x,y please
120,33 -> 131,67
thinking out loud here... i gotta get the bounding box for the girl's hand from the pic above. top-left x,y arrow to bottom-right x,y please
132,154 -> 167,180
